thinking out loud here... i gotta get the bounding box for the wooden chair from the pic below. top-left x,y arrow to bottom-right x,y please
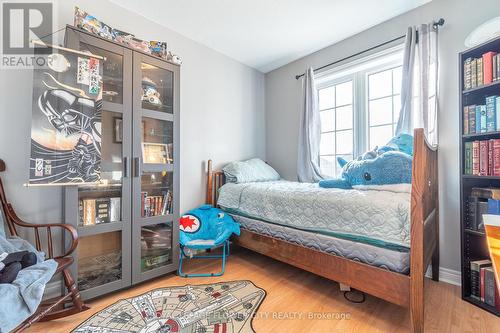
0,159 -> 89,332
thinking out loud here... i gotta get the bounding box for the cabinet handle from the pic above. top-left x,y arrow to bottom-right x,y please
133,157 -> 141,178
123,157 -> 129,178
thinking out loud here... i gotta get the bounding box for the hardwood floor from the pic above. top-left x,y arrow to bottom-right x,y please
27,248 -> 500,333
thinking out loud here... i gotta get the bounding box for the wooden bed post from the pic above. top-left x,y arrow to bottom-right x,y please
409,129 -> 439,333
206,159 -> 214,206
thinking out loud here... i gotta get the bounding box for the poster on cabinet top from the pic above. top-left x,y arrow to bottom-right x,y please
29,44 -> 103,185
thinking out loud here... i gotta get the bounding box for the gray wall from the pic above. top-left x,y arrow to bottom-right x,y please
265,0 -> 500,273
0,0 -> 265,239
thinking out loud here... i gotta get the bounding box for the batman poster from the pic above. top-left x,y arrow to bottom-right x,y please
29,45 -> 103,185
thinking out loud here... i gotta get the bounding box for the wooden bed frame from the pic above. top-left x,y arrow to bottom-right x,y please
206,128 -> 438,333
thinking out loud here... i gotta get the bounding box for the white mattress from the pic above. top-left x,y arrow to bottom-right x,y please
218,180 -> 411,250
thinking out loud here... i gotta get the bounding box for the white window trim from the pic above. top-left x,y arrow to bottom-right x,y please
316,44 -> 404,158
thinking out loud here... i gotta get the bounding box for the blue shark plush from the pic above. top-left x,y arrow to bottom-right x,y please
179,205 -> 240,249
319,151 -> 412,191
360,134 -> 414,160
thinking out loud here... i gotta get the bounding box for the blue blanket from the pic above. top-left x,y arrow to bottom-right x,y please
0,236 -> 57,332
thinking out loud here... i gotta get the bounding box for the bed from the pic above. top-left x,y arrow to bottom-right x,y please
206,129 -> 438,333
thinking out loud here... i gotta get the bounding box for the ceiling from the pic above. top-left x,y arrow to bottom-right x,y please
109,0 -> 431,73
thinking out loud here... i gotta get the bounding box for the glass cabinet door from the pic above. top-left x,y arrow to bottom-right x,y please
80,43 -> 124,105
132,53 -> 179,283
64,28 -> 133,299
141,62 -> 173,113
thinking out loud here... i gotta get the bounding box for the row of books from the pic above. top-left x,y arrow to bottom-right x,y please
470,259 -> 500,310
468,187 -> 500,231
140,190 -> 173,217
464,140 -> 500,176
464,51 -> 500,90
463,96 -> 500,134
79,197 -> 121,226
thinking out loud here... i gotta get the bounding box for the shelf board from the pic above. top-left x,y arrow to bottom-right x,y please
462,175 -> 500,180
464,228 -> 485,236
463,80 -> 500,94
463,296 -> 500,316
463,131 -> 500,139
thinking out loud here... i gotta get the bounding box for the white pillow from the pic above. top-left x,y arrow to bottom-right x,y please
222,158 -> 280,183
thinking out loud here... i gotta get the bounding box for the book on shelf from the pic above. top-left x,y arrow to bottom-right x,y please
82,199 -> 96,226
465,139 -> 500,176
484,266 -> 500,309
141,190 -> 173,217
486,96 -> 497,132
495,54 -> 500,82
468,188 -> 500,231
79,197 -> 121,226
494,55 -> 498,82
479,105 -> 487,133
468,196 -> 479,230
464,51 -> 500,89
497,97 -> 500,130
468,105 -> 476,134
477,57 -> 484,87
480,140 -> 489,175
470,259 -> 500,310
95,198 -> 110,224
464,106 -> 470,134
465,141 -> 473,174
471,259 -> 492,300
109,197 -> 121,222
483,52 -> 497,84
471,58 -> 478,88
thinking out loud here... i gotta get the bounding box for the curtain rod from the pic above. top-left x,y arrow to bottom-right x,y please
295,18 -> 445,80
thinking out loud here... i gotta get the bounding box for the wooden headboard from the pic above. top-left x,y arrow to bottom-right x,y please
206,159 -> 225,207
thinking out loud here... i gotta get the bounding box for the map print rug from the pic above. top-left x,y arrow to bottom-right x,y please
72,280 -> 266,333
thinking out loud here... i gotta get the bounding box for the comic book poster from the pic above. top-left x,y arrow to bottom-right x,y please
29,45 -> 103,185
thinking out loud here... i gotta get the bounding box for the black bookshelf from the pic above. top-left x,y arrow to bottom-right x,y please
459,36 -> 500,317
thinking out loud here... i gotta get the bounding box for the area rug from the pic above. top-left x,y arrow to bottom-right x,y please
72,280 -> 266,333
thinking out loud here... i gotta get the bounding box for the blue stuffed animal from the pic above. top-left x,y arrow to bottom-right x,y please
319,134 -> 414,191
179,205 -> 240,249
319,151 -> 412,190
360,134 -> 414,160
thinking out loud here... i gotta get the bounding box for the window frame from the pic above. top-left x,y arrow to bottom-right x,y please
316,44 -> 404,175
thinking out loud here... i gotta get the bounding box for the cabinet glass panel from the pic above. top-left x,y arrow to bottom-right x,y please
80,43 -> 123,104
140,172 -> 173,218
78,231 -> 122,291
78,110 -> 122,226
141,62 -> 173,113
141,223 -> 172,272
141,117 -> 173,165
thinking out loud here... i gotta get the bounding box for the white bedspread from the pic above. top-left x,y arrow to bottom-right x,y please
218,180 -> 411,249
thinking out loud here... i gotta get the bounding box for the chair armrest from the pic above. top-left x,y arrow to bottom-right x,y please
6,203 -> 79,259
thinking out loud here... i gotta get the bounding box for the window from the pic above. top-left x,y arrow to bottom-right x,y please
317,46 -> 403,177
318,80 -> 354,177
368,66 -> 402,149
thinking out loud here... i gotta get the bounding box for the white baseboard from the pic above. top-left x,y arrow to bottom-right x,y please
426,266 -> 461,286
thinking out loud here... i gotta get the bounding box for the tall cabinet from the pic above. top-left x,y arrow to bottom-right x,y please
64,26 -> 179,299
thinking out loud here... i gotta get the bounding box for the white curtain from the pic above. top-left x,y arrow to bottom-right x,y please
297,68 -> 323,182
396,23 -> 439,147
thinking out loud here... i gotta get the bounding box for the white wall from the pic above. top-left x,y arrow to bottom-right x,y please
265,0 -> 500,273
0,0 -> 265,240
